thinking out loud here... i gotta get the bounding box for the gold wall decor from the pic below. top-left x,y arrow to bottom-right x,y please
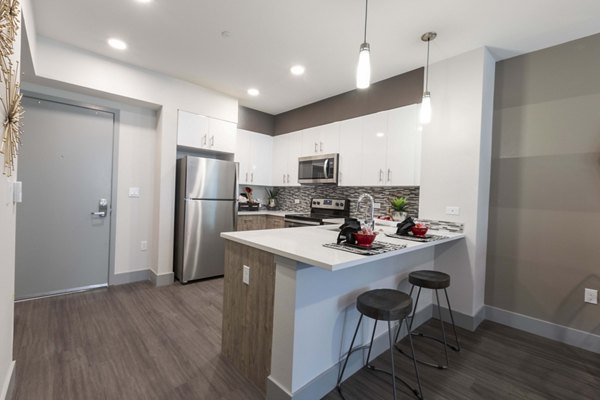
0,64 -> 23,176
0,0 -> 19,75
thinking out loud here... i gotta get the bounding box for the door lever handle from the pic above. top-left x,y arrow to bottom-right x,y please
91,211 -> 106,217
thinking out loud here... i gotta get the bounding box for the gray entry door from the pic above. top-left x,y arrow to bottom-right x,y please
16,96 -> 114,299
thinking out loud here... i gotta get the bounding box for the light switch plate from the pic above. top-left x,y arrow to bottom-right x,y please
140,241 -> 148,251
128,187 -> 140,198
294,199 -> 300,204
374,202 -> 381,209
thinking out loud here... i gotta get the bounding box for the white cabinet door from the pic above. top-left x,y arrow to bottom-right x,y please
320,122 -> 340,154
272,135 -> 288,186
235,129 -> 251,184
286,132 -> 303,186
301,126 -> 321,156
386,104 -> 420,186
177,110 -> 209,148
208,118 -> 237,153
361,111 -> 388,186
250,132 -> 273,186
338,117 -> 364,186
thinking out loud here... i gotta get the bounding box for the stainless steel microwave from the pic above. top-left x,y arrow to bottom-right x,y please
298,153 -> 339,184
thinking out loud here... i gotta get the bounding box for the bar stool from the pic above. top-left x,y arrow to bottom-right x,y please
395,270 -> 461,369
337,289 -> 423,400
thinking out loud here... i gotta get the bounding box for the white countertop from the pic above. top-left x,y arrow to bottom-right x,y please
221,224 -> 464,272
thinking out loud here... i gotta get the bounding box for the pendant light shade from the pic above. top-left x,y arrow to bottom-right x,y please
356,43 -> 371,89
356,0 -> 371,89
420,32 -> 437,125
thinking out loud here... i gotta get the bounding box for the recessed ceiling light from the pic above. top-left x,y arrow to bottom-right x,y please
135,0 -> 153,3
290,65 -> 305,76
108,38 -> 127,50
247,88 -> 260,96
376,132 -> 385,138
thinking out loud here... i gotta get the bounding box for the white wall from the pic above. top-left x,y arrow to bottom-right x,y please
0,6 -> 21,399
21,2 -> 238,280
419,48 -> 496,317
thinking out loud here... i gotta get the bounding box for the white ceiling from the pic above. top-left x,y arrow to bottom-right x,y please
30,0 -> 600,114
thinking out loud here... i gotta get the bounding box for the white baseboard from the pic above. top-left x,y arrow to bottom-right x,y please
485,305 -> 600,354
110,269 -> 150,285
149,270 -> 174,287
1,361 -> 15,400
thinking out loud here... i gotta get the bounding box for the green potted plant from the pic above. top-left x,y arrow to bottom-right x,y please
265,187 -> 280,209
390,197 -> 409,221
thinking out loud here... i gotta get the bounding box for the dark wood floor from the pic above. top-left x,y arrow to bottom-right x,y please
325,320 -> 600,400
13,280 -> 264,400
14,279 -> 600,400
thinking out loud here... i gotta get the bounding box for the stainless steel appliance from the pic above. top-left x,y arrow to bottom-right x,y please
298,153 -> 339,185
284,198 -> 350,227
174,156 -> 238,283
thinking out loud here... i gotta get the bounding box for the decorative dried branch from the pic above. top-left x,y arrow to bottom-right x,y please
0,63 -> 23,176
0,0 -> 19,76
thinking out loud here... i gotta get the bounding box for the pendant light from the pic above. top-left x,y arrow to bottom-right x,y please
419,32 -> 437,125
356,0 -> 371,89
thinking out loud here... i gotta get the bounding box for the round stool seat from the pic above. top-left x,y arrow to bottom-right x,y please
409,270 -> 450,289
357,289 -> 413,321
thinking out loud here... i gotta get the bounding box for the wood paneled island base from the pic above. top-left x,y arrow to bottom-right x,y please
221,241 -> 276,394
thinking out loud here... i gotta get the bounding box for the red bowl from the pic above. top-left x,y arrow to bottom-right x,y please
353,232 -> 377,247
411,226 -> 429,236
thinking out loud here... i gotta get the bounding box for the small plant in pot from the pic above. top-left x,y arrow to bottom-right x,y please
390,197 -> 409,221
265,187 -> 280,209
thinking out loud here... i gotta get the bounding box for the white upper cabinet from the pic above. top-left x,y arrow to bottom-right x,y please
236,129 -> 273,186
177,110 -> 236,154
338,117 -> 364,186
386,104 -> 421,186
300,123 -> 340,156
361,112 -> 389,186
272,131 -> 302,186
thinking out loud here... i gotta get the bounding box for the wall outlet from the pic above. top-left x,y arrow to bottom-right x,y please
243,265 -> 250,285
128,187 -> 140,198
373,202 -> 381,209
140,241 -> 148,251
294,199 -> 300,204
584,288 -> 598,304
446,206 -> 460,216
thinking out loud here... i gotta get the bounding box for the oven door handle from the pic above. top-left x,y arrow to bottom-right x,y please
284,218 -> 322,226
323,159 -> 329,179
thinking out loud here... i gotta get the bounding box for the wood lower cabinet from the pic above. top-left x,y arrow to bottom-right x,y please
237,214 -> 284,231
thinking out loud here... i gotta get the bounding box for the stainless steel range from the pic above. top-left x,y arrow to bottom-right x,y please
284,198 -> 350,228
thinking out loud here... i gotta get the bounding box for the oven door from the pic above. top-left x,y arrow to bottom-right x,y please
298,153 -> 339,184
284,218 -> 323,228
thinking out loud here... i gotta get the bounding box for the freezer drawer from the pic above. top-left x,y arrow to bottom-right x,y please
177,199 -> 235,283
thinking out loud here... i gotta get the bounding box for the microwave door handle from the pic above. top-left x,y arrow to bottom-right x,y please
323,159 -> 329,178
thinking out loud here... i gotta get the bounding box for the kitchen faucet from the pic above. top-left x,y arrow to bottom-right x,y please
356,193 -> 375,230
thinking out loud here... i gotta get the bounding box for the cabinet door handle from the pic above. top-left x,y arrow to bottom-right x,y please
202,134 -> 207,146
314,142 -> 318,153
245,172 -> 248,182
251,172 -> 254,182
287,174 -> 290,184
387,168 -> 391,183
283,174 -> 286,184
210,135 -> 215,147
379,169 -> 383,183
320,142 -> 323,152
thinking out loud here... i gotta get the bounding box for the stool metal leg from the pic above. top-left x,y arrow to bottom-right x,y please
394,285 -> 419,343
365,320 -> 378,366
388,320 -> 398,400
444,288 -> 461,352
337,314 -> 363,391
435,289 -> 450,367
405,317 -> 424,399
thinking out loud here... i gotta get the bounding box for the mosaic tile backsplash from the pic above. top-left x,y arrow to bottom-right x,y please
273,186 -> 420,219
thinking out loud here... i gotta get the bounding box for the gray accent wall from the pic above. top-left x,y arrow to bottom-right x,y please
486,33 -> 600,335
238,106 -> 275,135
274,68 -> 423,135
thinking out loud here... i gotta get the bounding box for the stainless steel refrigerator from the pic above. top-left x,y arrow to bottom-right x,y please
174,156 -> 238,283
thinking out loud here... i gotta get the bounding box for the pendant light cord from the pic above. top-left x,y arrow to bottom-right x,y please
363,0 -> 368,43
425,38 -> 430,92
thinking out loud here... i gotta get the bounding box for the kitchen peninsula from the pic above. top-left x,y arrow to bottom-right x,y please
220,224 -> 464,400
